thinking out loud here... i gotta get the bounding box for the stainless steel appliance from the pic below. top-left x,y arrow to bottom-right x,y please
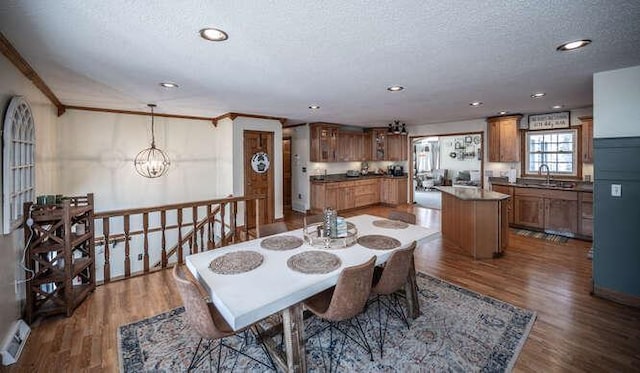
393,165 -> 404,176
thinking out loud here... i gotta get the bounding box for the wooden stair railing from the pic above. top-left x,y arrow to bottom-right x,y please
152,197 -> 235,269
93,194 -> 265,284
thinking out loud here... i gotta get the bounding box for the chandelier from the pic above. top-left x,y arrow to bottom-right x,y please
134,104 -> 170,178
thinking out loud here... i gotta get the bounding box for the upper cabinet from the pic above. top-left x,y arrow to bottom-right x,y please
581,116 -> 593,163
310,123 -> 339,162
370,129 -> 408,161
487,115 -> 522,162
311,124 -> 407,162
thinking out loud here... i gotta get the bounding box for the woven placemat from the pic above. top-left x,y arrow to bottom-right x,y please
357,235 -> 402,250
372,219 -> 410,229
260,235 -> 304,251
287,251 -> 341,274
209,251 -> 264,275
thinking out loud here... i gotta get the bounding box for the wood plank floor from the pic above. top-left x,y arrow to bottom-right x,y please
4,205 -> 640,372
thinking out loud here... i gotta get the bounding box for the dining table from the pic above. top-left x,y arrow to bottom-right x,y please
185,214 -> 440,372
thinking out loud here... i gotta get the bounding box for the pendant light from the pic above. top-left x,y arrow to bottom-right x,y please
134,104 -> 170,178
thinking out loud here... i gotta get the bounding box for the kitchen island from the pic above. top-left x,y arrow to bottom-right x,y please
438,186 -> 510,259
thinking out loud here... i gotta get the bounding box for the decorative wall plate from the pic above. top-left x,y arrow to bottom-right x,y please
251,151 -> 270,173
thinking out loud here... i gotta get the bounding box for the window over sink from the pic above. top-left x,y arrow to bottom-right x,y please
524,128 -> 579,177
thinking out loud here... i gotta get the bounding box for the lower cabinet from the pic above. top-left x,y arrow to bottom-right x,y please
491,185 -> 514,224
380,177 -> 407,205
579,192 -> 593,238
311,177 -> 405,212
514,194 -> 544,229
513,187 -> 580,236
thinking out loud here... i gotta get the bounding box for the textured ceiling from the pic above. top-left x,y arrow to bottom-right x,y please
1,1 -> 640,126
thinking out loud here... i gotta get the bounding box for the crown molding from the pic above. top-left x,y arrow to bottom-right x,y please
212,112 -> 287,126
0,32 -> 66,116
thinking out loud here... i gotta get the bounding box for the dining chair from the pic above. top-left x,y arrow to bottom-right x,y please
303,256 -> 377,372
172,265 -> 275,372
369,241 -> 417,357
257,221 -> 288,238
388,210 -> 416,225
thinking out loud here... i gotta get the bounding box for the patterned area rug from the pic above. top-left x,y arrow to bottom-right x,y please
513,228 -> 569,243
118,273 -> 536,372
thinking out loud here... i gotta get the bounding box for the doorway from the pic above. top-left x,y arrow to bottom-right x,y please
410,132 -> 484,209
244,130 -> 275,229
283,136 -> 292,209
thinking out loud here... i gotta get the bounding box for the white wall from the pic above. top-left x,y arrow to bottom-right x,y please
594,65 -> 640,138
57,110 -> 228,212
438,134 -> 482,181
285,126 -> 310,212
0,55 -> 58,340
232,117 -> 283,220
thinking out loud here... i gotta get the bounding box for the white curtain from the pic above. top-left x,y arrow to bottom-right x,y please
416,141 -> 440,173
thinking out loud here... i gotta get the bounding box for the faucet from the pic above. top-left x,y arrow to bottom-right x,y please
538,164 -> 551,185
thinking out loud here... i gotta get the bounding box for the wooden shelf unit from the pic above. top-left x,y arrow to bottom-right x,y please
23,193 -> 95,324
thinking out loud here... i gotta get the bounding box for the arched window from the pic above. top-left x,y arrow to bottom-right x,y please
2,96 -> 36,234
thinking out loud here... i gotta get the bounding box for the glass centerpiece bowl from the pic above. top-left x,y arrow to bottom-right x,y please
303,222 -> 358,249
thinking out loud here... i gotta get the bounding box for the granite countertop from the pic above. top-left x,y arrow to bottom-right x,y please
437,186 -> 510,201
489,177 -> 593,192
310,173 -> 408,183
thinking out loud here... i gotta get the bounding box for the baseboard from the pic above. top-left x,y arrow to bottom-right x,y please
593,286 -> 640,308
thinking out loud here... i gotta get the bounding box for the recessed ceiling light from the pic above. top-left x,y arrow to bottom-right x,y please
469,101 -> 483,107
557,39 -> 592,51
308,105 -> 320,110
551,105 -> 564,109
159,82 -> 179,88
199,28 -> 229,41
498,111 -> 508,115
387,85 -> 404,92
531,92 -> 546,98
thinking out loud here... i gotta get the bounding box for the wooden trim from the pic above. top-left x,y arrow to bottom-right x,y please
519,126 -> 583,180
0,32 -> 66,116
594,285 -> 640,308
282,122 -> 307,129
64,105 -> 217,125
212,112 -> 287,126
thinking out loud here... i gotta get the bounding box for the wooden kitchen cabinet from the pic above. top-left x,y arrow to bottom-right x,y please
487,115 -> 522,162
579,192 -> 593,238
310,123 -> 339,162
353,179 -> 379,206
311,178 -> 382,213
338,132 -> 365,161
491,184 -> 514,224
513,186 -> 579,235
372,129 -> 387,161
581,116 -> 593,163
386,134 -> 408,161
380,177 -> 408,205
514,194 -> 544,229
544,194 -> 578,235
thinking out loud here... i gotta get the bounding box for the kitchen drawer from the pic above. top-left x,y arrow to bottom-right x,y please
514,187 -> 577,200
355,193 -> 377,207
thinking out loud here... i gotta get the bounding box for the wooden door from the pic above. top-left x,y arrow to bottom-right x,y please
283,137 -> 292,208
244,131 -> 274,229
492,185 -> 514,224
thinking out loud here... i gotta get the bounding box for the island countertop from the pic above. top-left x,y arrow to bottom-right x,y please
437,186 -> 510,201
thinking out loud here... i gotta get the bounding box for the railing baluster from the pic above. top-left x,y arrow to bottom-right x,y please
231,201 -> 238,244
124,214 -> 131,278
207,204 -> 213,250
161,210 -> 167,268
143,212 -> 149,272
220,202 -> 226,246
93,195 -> 265,283
103,217 -> 110,283
177,209 -> 183,264
192,206 -> 198,254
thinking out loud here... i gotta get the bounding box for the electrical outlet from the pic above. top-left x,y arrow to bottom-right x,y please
137,253 -> 143,261
611,184 -> 622,197
14,280 -> 18,295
